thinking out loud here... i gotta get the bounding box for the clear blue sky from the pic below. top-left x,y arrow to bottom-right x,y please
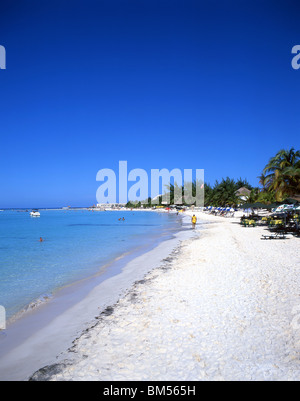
0,0 -> 299,207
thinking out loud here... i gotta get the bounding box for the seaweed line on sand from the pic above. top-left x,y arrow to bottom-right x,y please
28,238 -> 194,381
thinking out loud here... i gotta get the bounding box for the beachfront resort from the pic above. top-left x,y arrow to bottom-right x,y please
1,1 -> 300,383
0,148 -> 299,381
26,206 -> 300,381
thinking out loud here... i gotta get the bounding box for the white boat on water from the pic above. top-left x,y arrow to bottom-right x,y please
30,210 -> 40,217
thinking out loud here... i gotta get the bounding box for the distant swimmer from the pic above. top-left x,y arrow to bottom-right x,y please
39,237 -> 44,242
191,215 -> 197,229
122,217 -> 125,221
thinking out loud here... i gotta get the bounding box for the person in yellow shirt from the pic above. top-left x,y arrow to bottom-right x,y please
191,214 -> 197,229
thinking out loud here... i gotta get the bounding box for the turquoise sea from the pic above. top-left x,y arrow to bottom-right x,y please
0,210 -> 182,320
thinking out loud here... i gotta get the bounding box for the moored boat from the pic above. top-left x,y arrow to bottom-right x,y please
30,210 -> 40,217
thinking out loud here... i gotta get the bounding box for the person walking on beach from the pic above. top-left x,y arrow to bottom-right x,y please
191,214 -> 197,229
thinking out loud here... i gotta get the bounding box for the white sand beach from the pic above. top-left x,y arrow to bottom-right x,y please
28,211 -> 300,381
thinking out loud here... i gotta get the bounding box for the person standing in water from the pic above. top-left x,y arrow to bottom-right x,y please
191,214 -> 197,229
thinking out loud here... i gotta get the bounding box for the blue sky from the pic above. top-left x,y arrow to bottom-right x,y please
0,0 -> 299,207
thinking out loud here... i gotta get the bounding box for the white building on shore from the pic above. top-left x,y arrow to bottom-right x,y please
96,203 -> 126,210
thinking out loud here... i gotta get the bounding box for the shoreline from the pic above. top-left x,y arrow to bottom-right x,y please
0,209 -> 182,326
0,214 -> 194,381
28,211 -> 300,381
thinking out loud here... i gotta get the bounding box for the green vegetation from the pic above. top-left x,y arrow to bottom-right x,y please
125,148 -> 299,208
204,178 -> 252,207
126,197 -> 162,209
262,148 -> 300,202
205,148 -> 299,206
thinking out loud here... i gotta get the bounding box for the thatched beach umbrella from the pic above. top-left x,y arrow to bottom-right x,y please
238,203 -> 253,209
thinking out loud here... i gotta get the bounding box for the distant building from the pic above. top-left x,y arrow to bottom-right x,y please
96,203 -> 126,209
235,187 -> 251,202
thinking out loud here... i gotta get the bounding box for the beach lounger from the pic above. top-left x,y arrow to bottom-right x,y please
261,230 -> 287,240
241,219 -> 257,227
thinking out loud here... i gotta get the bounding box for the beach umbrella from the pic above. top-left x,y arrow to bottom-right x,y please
264,203 -> 282,211
283,205 -> 298,212
251,202 -> 267,209
263,203 -> 277,209
261,203 -> 274,209
262,203 -> 277,210
282,198 -> 299,205
274,204 -> 291,213
283,204 -> 295,209
238,203 -> 253,209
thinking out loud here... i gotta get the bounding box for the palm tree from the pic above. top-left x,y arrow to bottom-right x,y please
210,178 -> 239,207
235,178 -> 253,191
263,148 -> 300,201
246,188 -> 260,204
257,172 -> 270,191
204,183 -> 213,206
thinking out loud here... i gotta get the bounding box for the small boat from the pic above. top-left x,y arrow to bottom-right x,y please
30,210 -> 40,217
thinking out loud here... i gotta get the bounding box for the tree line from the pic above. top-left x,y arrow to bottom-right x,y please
126,148 -> 300,208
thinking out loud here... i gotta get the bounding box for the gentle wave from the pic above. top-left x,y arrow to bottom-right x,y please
7,294 -> 53,325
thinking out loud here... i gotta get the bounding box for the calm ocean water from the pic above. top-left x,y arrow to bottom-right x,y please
0,210 -> 181,320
